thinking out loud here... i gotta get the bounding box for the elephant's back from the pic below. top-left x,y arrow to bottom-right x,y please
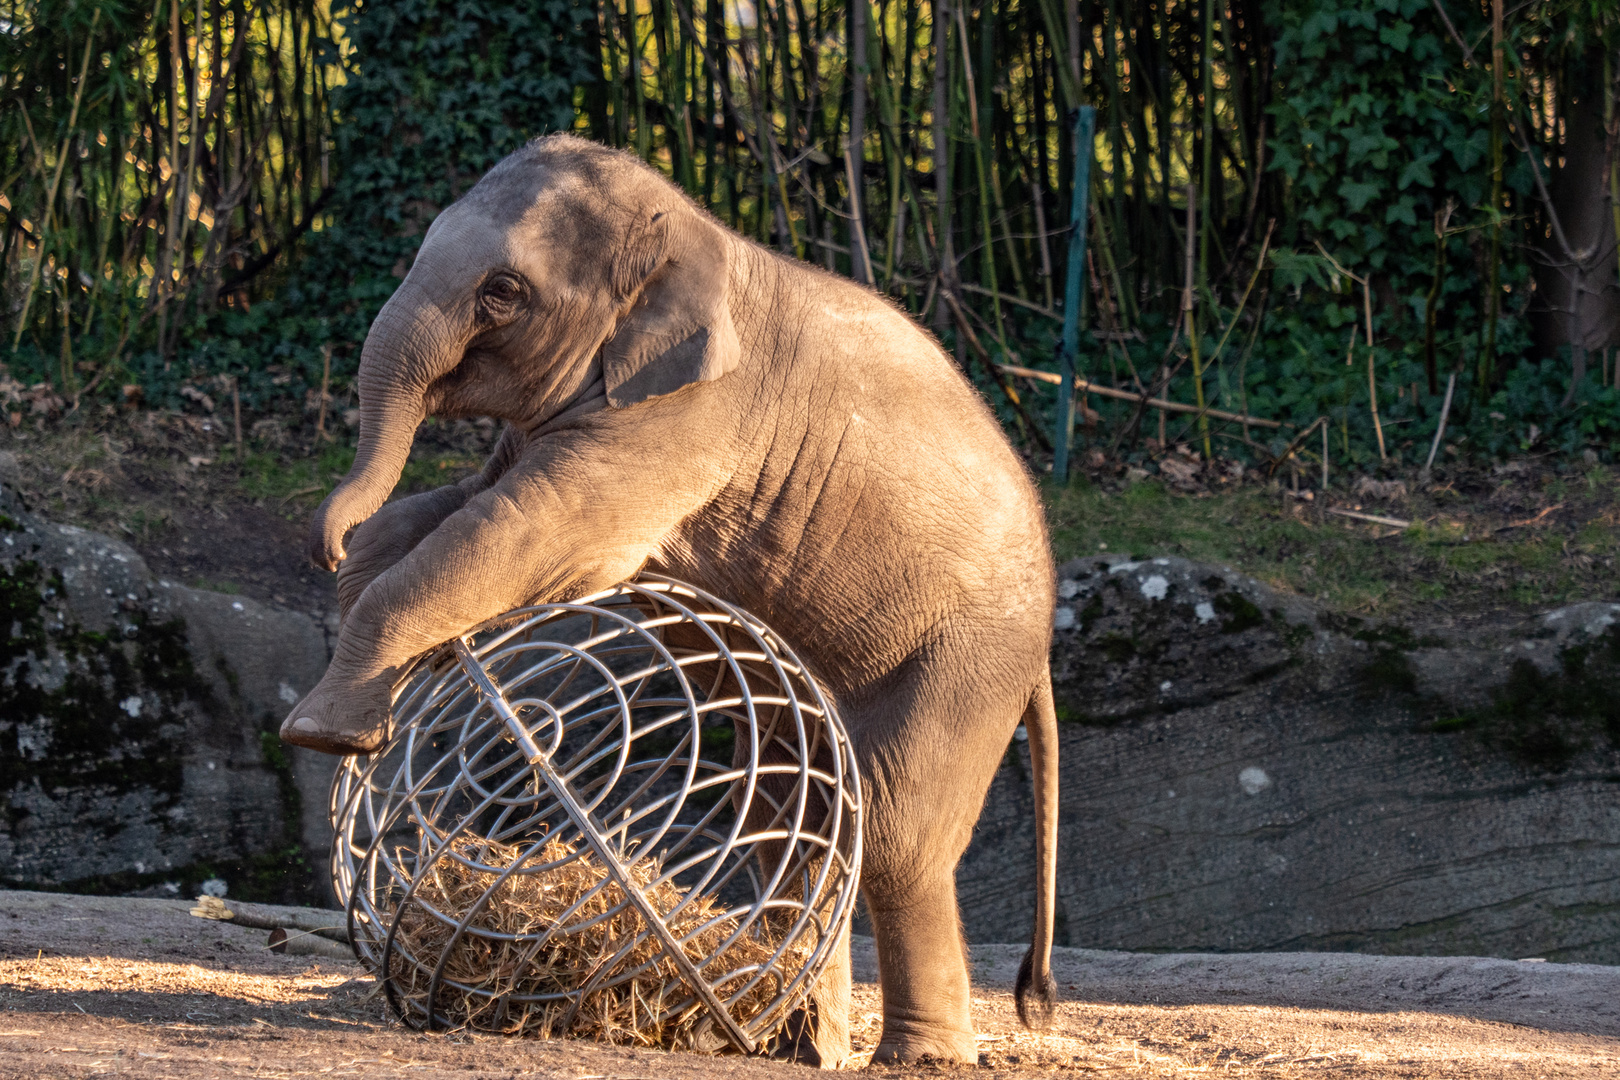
805,277 -> 1051,579
676,270 -> 1055,697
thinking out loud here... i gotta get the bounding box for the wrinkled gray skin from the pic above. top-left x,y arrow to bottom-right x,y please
282,135 -> 1059,1066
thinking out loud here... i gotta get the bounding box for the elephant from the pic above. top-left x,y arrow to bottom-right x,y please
282,134 -> 1060,1067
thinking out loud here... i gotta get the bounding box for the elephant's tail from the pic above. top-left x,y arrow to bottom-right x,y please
1014,667 -> 1060,1031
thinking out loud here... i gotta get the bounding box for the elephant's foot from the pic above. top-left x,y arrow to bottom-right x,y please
869,1024 -> 976,1066
280,671 -> 393,755
767,1005 -> 851,1069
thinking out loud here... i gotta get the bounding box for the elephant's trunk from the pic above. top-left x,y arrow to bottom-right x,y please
307,284 -> 463,571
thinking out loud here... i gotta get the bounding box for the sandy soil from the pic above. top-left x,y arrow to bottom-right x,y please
2,891 -> 1616,1078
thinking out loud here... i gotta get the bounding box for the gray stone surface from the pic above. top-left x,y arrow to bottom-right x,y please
0,487 -> 338,896
959,555 -> 1620,964
849,935 -> 1620,1036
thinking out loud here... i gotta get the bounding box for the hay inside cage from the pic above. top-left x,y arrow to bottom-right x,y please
389,836 -> 812,1046
331,576 -> 863,1054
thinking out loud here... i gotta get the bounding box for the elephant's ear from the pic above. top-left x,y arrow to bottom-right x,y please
602,207 -> 741,408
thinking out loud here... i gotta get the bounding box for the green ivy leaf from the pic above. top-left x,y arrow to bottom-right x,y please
1445,128 -> 1488,172
1397,153 -> 1437,189
1385,195 -> 1418,226
1338,178 -> 1382,212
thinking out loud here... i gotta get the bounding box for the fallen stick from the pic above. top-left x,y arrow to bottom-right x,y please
266,926 -> 356,961
1264,416 -> 1328,479
1495,503 -> 1565,532
190,894 -> 349,944
1327,508 -> 1411,529
996,364 -> 1286,429
1421,370 -> 1456,483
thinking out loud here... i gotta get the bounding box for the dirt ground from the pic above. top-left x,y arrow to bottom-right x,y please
2,891 -> 1616,1079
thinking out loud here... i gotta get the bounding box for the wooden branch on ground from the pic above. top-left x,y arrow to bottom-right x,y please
1327,508 -> 1411,529
997,363 -> 1285,429
1495,503 -> 1565,532
1264,416 -> 1328,478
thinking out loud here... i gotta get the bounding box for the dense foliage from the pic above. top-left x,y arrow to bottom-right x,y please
2,0 -> 1617,470
168,0 -> 594,417
2,0 -> 590,416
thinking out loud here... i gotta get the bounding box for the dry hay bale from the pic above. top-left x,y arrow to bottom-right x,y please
388,836 -> 810,1048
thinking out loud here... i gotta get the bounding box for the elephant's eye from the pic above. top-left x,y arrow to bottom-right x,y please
482,274 -> 525,307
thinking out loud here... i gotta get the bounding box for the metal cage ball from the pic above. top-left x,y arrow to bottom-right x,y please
329,575 -> 863,1053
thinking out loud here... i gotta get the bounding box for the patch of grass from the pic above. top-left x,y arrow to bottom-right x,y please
1045,474 -> 1620,617
398,451 -> 481,494
231,440 -> 480,510
233,442 -> 357,504
1046,478 -> 1399,609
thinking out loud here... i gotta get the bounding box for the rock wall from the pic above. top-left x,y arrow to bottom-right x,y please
7,488 -> 1617,960
959,556 -> 1620,964
0,487 -> 338,901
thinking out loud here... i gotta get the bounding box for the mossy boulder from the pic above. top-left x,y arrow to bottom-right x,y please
0,487 -> 332,902
1047,555 -> 1319,724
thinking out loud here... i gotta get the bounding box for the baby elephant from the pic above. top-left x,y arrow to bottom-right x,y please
284,134 -> 1059,1067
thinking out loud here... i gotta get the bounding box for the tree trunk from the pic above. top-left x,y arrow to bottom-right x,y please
1533,54 -> 1620,376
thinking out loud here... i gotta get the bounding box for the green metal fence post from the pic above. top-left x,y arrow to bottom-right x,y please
1053,105 -> 1096,484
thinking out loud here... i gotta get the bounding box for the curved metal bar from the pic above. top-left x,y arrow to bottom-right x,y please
449,636 -> 758,1055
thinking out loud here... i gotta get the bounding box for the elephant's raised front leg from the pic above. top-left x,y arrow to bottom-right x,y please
334,425 -> 526,621
334,482 -> 475,622
282,432 -> 723,754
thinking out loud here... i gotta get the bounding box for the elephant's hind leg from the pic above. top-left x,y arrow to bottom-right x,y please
855,661 -> 1028,1065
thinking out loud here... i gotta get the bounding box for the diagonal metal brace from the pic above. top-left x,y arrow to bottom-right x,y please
450,637 -> 757,1055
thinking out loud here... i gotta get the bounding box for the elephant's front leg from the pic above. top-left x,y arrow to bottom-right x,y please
283,444 -> 715,754
335,425 -> 527,621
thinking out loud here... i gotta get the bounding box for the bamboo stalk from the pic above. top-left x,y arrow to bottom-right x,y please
1422,203 -> 1454,395
1422,371 -> 1456,483
1484,0 -> 1503,390
952,0 -> 1003,335
845,141 -> 875,283
11,10 -> 101,357
931,0 -> 952,329
629,0 -> 649,159
171,0 -> 207,328
1198,0 -> 1216,288
315,343 -> 331,443
849,0 -> 870,283
1030,164 -> 1055,309
1609,49 -> 1620,295
1184,184 -> 1211,458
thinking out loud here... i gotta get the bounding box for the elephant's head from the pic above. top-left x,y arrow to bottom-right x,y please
307,136 -> 743,571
